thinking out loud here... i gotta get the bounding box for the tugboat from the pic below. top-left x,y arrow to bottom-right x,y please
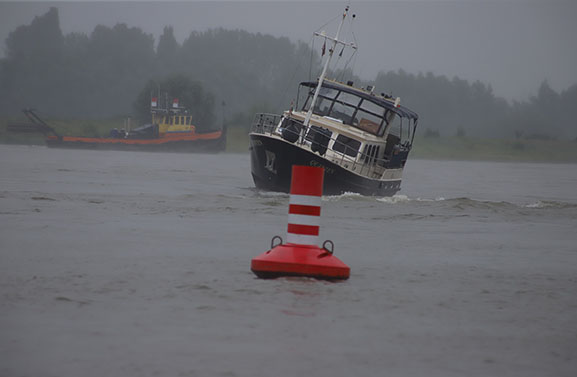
249,6 -> 419,196
9,96 -> 226,153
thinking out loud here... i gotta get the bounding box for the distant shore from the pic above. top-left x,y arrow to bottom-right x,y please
227,126 -> 577,163
409,136 -> 577,163
2,118 -> 576,163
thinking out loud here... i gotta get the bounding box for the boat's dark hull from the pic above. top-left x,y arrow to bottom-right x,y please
45,135 -> 225,153
249,133 -> 402,196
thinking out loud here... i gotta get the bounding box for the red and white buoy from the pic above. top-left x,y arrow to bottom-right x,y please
251,165 -> 350,280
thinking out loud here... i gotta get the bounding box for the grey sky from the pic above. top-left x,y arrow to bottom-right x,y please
1,0 -> 576,101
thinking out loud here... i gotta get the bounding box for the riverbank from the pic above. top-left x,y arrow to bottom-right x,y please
410,136 -> 577,163
226,126 -> 577,163
2,118 -> 576,163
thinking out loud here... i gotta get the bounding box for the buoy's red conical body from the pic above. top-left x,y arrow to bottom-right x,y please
251,244 -> 350,280
251,165 -> 350,280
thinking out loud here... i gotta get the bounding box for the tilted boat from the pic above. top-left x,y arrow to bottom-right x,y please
249,6 -> 419,196
9,97 -> 226,153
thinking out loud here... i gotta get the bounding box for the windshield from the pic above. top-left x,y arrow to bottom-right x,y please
301,84 -> 387,135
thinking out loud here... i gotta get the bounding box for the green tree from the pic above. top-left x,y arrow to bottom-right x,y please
156,26 -> 180,75
82,23 -> 156,116
0,7 -> 64,115
5,7 -> 62,63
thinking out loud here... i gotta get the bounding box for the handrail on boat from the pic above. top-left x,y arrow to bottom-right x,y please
250,113 -> 280,134
250,113 -> 410,178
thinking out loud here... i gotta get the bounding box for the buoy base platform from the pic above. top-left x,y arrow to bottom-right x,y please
251,243 -> 350,280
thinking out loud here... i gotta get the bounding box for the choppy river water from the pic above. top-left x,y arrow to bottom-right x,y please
1,145 -> 576,377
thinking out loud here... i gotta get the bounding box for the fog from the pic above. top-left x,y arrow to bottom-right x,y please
1,0 -> 576,101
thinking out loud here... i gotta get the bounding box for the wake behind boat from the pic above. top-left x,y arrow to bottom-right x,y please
249,6 -> 419,196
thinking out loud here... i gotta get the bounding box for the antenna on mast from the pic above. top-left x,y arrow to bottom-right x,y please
303,6 -> 357,132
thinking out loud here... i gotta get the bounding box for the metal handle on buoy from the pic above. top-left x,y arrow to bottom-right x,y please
271,235 -> 283,249
322,240 -> 334,254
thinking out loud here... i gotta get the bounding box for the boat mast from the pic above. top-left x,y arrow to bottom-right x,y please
303,6 -> 355,130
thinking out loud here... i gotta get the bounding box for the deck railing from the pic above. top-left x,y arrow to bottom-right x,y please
250,113 -> 280,135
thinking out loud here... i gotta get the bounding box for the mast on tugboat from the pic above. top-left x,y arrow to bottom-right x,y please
302,6 -> 357,136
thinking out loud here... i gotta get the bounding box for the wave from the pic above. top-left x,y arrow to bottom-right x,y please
324,192 -> 368,202
524,200 -> 577,210
245,187 -> 288,199
321,191 -> 577,212
442,197 -> 577,211
324,192 -> 446,205
245,187 -> 576,212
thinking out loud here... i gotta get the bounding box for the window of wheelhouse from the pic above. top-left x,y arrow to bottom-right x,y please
356,100 -> 386,136
332,134 -> 361,158
330,91 -> 362,126
301,86 -> 338,117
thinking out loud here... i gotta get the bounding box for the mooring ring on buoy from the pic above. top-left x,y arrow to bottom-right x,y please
271,235 -> 283,249
322,240 -> 334,254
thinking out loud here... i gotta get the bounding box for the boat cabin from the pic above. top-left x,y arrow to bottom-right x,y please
259,79 -> 418,175
248,6 -> 420,195
152,111 -> 196,134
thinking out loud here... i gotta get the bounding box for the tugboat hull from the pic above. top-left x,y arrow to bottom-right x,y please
45,133 -> 225,153
10,107 -> 227,153
249,133 -> 402,196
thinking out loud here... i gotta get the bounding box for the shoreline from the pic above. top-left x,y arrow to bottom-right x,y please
2,138 -> 577,164
2,120 -> 577,163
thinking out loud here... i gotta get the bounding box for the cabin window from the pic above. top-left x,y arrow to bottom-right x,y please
362,144 -> 381,164
361,99 -> 385,117
303,87 -> 338,115
187,116 -> 192,125
384,133 -> 401,157
355,108 -> 383,135
333,134 -> 361,158
362,144 -> 371,163
330,92 -> 361,125
319,87 -> 339,99
312,97 -> 332,117
280,117 -> 303,143
385,115 -> 403,140
356,100 -> 386,135
175,116 -> 180,125
307,126 -> 332,156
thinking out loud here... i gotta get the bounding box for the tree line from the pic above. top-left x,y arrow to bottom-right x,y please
1,7 -> 575,140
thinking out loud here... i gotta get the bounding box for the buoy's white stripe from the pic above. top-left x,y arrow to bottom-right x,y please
286,233 -> 319,245
288,214 -> 320,227
289,194 -> 321,206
